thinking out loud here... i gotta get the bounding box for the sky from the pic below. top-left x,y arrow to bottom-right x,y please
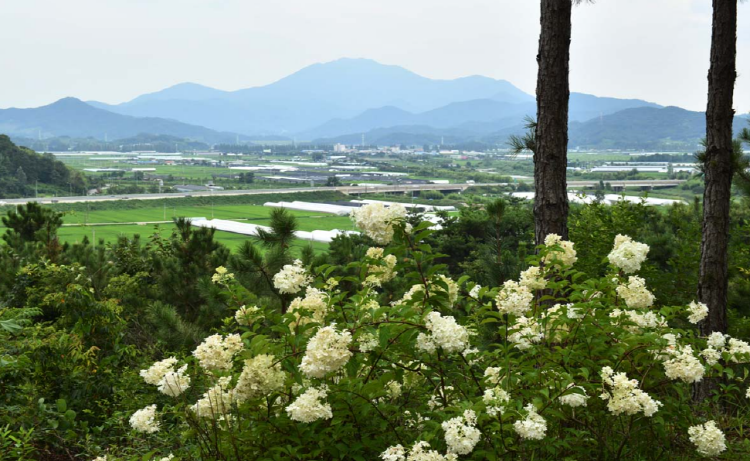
1,0 -> 749,113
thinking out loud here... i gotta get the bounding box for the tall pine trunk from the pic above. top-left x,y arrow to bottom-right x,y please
695,0 -> 737,401
534,0 -> 572,245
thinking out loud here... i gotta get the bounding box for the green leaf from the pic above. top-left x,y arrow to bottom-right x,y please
56,399 -> 67,413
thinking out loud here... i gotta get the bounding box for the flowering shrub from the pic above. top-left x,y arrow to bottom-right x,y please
113,214 -> 750,460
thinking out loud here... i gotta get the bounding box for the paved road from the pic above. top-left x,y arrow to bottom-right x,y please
0,180 -> 685,206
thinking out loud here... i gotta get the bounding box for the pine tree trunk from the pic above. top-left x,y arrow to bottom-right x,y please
695,0 -> 737,402
534,0 -> 572,245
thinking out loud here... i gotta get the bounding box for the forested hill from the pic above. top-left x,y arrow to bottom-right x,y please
0,135 -> 84,198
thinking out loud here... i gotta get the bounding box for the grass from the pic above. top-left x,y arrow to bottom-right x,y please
2,202 -> 356,254
57,223 -> 328,254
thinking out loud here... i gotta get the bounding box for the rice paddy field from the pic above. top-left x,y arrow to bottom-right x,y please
1,203 -> 356,254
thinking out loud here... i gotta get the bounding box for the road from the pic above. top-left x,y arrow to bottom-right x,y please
0,180 -> 686,206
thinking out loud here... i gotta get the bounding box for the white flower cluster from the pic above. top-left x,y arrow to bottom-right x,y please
140,356 -> 178,385
129,404 -> 159,433
381,441 -> 458,461
519,266 -> 547,290
599,367 -> 662,417
607,235 -> 649,274
508,316 -> 543,350
700,332 -> 750,365
299,325 -> 353,378
442,410 -> 481,455
192,334 -> 243,371
211,265 -> 235,284
235,305 -> 261,326
158,455 -> 174,461
495,280 -> 534,316
513,403 -> 547,440
688,420 -> 727,457
609,308 -> 666,331
191,376 -> 234,419
233,354 -> 286,403
140,357 -> 190,397
92,457 -> 107,461
661,344 -> 704,384
542,234 -> 577,268
158,364 -> 191,397
365,247 -> 398,287
287,287 -> 330,330
286,385 -> 333,423
273,259 -> 312,294
416,311 -> 469,354
386,380 -> 402,399
559,385 -> 589,408
483,387 -> 510,417
686,301 -> 709,324
358,331 -> 379,352
615,276 -> 655,309
350,202 -> 407,245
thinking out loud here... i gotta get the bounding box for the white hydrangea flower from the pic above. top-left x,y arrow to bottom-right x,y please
365,248 -> 398,287
599,367 -> 662,417
519,266 -> 547,290
607,235 -> 649,274
700,347 -> 722,366
405,441 -> 458,461
727,338 -> 750,363
385,380 -> 402,399
350,202 -> 407,245
688,420 -> 726,457
542,234 -> 577,268
192,334 -> 243,371
273,259 -> 312,294
416,311 -> 469,354
211,266 -> 235,284
140,356 -> 178,385
508,315 -> 543,350
92,457 -> 107,461
129,404 -> 159,433
609,308 -> 666,331
661,345 -> 704,384
287,288 -> 330,331
513,403 -> 547,440
158,455 -> 174,461
191,376 -> 234,419
381,444 -> 406,461
615,276 -> 655,309
484,367 -> 503,385
686,301 -> 709,324
495,280 -> 534,316
483,387 -> 510,416
559,385 -> 588,408
233,354 -> 286,403
707,332 -> 727,349
442,410 -> 481,455
299,325 -> 353,378
158,364 -> 190,397
235,305 -> 260,326
286,386 -> 333,423
358,332 -> 379,352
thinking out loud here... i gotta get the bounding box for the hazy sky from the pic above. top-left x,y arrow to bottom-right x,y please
2,0 -> 749,113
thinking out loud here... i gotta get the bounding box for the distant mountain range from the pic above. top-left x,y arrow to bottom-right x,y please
0,97 -> 247,144
1,58 -> 748,149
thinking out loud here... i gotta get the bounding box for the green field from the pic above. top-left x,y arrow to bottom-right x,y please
2,203 -> 356,254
